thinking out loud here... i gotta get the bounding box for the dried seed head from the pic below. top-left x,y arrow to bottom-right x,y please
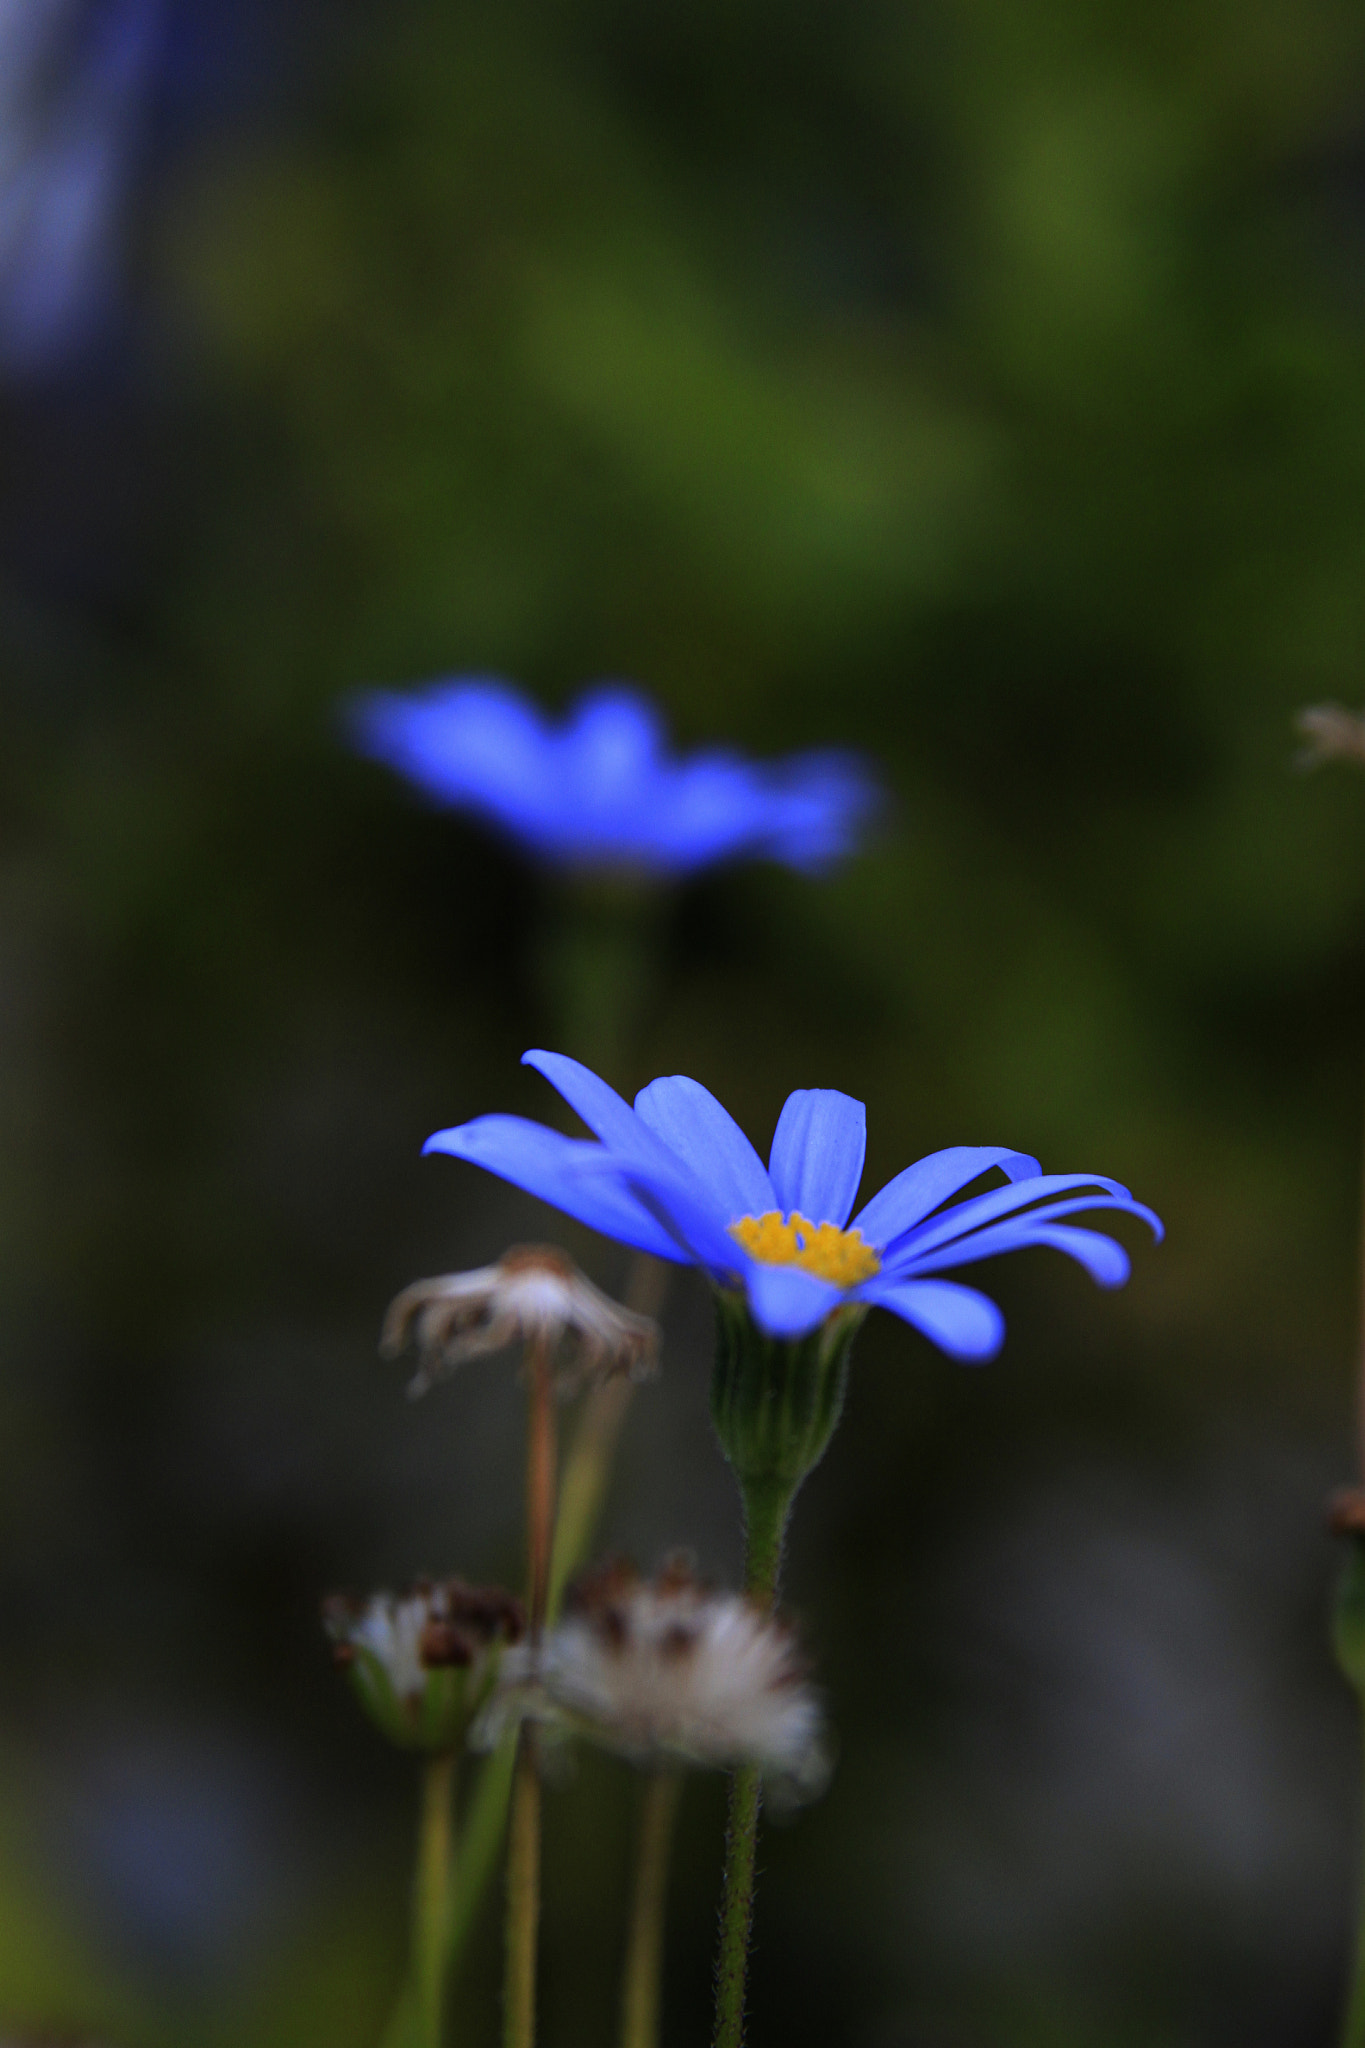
323,1576 -> 525,1751
381,1245 -> 660,1396
1295,704 -> 1365,770
476,1556 -> 828,1799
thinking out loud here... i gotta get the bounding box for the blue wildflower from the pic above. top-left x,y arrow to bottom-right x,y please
346,678 -> 877,877
424,1053 -> 1162,1353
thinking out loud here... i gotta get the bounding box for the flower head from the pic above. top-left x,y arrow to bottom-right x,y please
346,678 -> 878,877
422,1053 -> 1162,1353
477,1556 -> 826,1796
381,1244 -> 659,1396
323,1576 -> 525,1751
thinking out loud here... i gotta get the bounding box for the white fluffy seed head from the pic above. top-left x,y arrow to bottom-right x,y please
380,1245 -> 659,1396
478,1558 -> 829,1799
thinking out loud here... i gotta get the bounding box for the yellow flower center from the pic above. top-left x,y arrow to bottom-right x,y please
729,1210 -> 881,1288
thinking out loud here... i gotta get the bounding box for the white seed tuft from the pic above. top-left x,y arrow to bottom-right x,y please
477,1558 -> 829,1799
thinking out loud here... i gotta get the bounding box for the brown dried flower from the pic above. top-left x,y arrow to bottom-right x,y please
381,1244 -> 660,1396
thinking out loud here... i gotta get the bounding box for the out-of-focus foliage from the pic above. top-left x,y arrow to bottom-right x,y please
5,0 -> 1365,2041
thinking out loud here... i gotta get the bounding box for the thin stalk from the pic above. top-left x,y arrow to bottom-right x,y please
1356,1064 -> 1365,1482
712,1766 -> 762,2048
549,1373 -> 634,1619
525,1333 -> 557,1635
1345,1719 -> 1365,2048
549,1255 -> 670,1621
415,1750 -> 457,2048
1344,1073 -> 1365,2048
504,1733 -> 542,2048
710,1479 -> 795,2048
503,1334 -> 557,2048
619,1771 -> 683,2048
446,1731 -> 518,1971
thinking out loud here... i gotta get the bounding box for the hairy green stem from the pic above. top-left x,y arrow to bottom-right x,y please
503,1734 -> 542,2048
710,1478 -> 794,2048
620,1771 -> 683,2048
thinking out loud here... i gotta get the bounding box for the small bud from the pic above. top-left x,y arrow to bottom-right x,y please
381,1244 -> 660,1397
323,1576 -> 525,1752
476,1557 -> 829,1800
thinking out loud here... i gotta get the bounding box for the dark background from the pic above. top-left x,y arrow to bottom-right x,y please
3,1 -> 1365,2041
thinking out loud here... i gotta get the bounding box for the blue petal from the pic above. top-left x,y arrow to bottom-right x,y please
591,1155 -> 749,1280
421,1115 -> 687,1263
348,681 -> 552,823
852,1147 -> 1041,1248
521,1051 -> 741,1270
768,1089 -> 867,1226
632,1075 -> 775,1220
743,1261 -> 843,1339
863,1278 -> 1005,1361
522,1049 -> 647,1150
897,1195 -> 1158,1285
883,1171 -> 1140,1263
567,689 -> 665,788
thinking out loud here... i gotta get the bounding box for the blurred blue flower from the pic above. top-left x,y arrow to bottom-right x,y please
424,1053 -> 1162,1350
346,678 -> 878,877
0,0 -> 162,374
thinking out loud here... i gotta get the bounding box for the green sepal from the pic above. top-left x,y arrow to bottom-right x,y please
1335,1535 -> 1365,1695
709,1292 -> 864,1511
346,1647 -> 502,1754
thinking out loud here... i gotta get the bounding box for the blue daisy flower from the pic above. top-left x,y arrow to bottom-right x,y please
423,1053 -> 1162,1353
346,678 -> 877,877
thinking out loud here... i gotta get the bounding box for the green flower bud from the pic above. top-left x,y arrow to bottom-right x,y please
709,1292 -> 865,1512
323,1577 -> 525,1753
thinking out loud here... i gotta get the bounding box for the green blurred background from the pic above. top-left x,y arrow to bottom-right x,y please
5,0 -> 1365,2041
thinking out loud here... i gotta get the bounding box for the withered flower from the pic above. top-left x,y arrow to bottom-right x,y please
381,1244 -> 659,1397
323,1576 -> 524,1752
477,1557 -> 828,1799
1295,703 -> 1365,770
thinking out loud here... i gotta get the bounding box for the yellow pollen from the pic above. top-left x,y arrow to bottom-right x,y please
729,1210 -> 881,1287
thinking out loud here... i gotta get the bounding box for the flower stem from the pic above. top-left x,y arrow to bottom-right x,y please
502,1334 -> 557,2048
712,1765 -> 762,2048
1345,1718 -> 1365,2048
503,1732 -> 542,2048
445,1731 -> 518,1972
548,1372 -> 634,1619
619,1770 -> 683,2048
526,1333 -> 557,1635
710,1476 -> 795,2048
548,1255 -> 669,1622
414,1750 -> 457,2048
